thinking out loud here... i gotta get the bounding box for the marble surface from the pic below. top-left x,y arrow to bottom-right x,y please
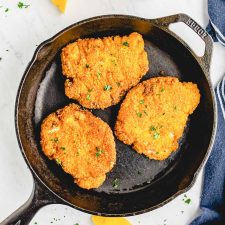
0,0 -> 225,224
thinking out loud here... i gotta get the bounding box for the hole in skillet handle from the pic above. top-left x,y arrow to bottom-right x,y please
150,13 -> 213,74
169,22 -> 205,57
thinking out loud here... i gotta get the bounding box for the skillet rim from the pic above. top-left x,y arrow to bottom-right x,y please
14,14 -> 217,216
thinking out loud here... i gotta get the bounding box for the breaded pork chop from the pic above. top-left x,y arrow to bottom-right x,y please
115,77 -> 200,160
61,32 -> 149,109
40,104 -> 116,189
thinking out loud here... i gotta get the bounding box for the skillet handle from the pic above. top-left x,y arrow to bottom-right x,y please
1,177 -> 64,225
150,13 -> 213,73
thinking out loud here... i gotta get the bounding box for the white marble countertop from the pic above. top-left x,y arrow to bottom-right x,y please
0,0 -> 225,224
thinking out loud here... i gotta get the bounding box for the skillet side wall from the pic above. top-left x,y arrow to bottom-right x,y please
16,16 -> 214,215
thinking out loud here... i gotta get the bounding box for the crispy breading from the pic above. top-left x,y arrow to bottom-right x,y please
115,77 -> 200,160
40,104 -> 116,189
76,175 -> 106,190
61,32 -> 149,109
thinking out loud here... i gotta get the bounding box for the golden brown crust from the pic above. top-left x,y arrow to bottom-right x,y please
75,175 -> 106,189
115,77 -> 200,160
40,103 -> 116,189
61,32 -> 149,109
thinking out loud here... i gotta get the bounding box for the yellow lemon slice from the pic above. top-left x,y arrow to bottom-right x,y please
51,0 -> 67,13
92,216 -> 132,225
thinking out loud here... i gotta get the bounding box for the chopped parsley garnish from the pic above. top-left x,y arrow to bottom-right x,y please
104,85 -> 112,91
56,159 -> 61,165
60,147 -> 66,151
96,147 -> 104,157
150,126 -> 156,131
50,137 -> 58,143
112,178 -> 119,189
18,2 -> 30,9
153,132 -> 160,139
136,112 -> 142,118
85,64 -> 89,68
111,59 -> 117,65
161,88 -> 165,92
184,198 -> 191,204
138,171 -> 142,175
122,41 -> 129,47
74,223 -> 79,225
183,194 -> 191,204
86,93 -> 91,100
34,222 -> 37,225
5,8 -> 9,12
143,110 -> 148,115
88,89 -> 92,92
116,82 -> 121,87
139,99 -> 144,104
156,152 -> 159,154
174,106 -> 177,110
97,72 -> 101,79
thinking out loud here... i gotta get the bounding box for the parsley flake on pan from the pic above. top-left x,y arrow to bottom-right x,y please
112,178 -> 119,189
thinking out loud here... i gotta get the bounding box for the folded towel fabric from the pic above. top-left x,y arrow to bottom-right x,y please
207,0 -> 225,45
190,78 -> 225,225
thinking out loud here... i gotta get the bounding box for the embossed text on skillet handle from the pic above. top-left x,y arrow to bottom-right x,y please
149,13 -> 213,73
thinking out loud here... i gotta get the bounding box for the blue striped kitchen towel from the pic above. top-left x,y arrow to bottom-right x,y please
206,0 -> 225,45
190,78 -> 225,224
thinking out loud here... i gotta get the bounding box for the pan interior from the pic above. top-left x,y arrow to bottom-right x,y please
17,16 -> 214,215
34,38 -> 188,193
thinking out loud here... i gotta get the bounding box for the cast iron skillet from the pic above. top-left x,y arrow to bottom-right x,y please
2,14 -> 217,225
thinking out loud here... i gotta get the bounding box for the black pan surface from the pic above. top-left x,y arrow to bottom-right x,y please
15,14 -> 216,216
34,36 -> 189,194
